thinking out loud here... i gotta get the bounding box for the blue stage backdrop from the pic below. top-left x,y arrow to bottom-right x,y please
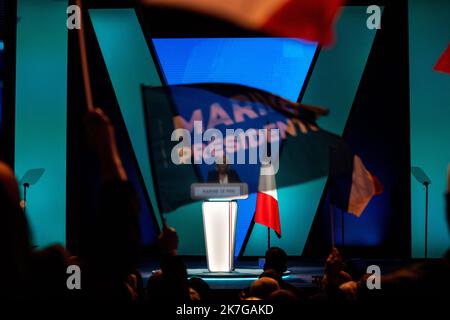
87,7 -> 375,255
12,2 -> 449,257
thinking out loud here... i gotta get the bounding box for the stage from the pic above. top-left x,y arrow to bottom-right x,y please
139,258 -> 413,291
140,260 -> 323,290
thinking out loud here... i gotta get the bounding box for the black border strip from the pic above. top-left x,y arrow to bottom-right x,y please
297,45 -> 321,103
140,84 -> 167,220
135,7 -> 169,87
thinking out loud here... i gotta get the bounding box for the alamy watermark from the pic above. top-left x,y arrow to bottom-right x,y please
366,265 -> 381,290
67,5 -> 81,30
367,5 -> 382,30
171,121 -> 280,175
66,264 -> 81,290
67,4 -> 383,31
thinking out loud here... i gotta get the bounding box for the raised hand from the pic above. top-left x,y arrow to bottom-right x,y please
158,219 -> 179,256
84,108 -> 126,182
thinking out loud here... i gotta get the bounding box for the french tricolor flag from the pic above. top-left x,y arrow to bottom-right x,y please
253,155 -> 383,238
254,163 -> 281,237
142,0 -> 344,45
346,155 -> 384,217
331,155 -> 384,218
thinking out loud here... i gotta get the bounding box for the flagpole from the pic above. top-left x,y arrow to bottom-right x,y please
341,208 -> 345,247
76,0 -> 94,111
267,227 -> 271,250
330,203 -> 335,249
424,181 -> 429,259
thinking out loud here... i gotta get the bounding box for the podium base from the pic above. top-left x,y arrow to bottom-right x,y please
202,201 -> 237,272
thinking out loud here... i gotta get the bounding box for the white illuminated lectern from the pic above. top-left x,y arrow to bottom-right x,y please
191,183 -> 248,272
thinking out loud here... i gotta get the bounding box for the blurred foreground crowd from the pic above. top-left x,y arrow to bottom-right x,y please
1,109 -> 449,304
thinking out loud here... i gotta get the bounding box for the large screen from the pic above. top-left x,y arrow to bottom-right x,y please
152,38 -> 318,101
152,37 -> 318,255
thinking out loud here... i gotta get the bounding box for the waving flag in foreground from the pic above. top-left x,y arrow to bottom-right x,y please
434,43 -> 450,74
142,83 -> 383,217
141,0 -> 345,46
142,83 -> 353,213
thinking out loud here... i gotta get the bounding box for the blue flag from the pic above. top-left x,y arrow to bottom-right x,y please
142,83 -> 353,213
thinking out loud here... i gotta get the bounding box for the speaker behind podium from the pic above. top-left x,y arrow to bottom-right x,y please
191,183 -> 248,272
